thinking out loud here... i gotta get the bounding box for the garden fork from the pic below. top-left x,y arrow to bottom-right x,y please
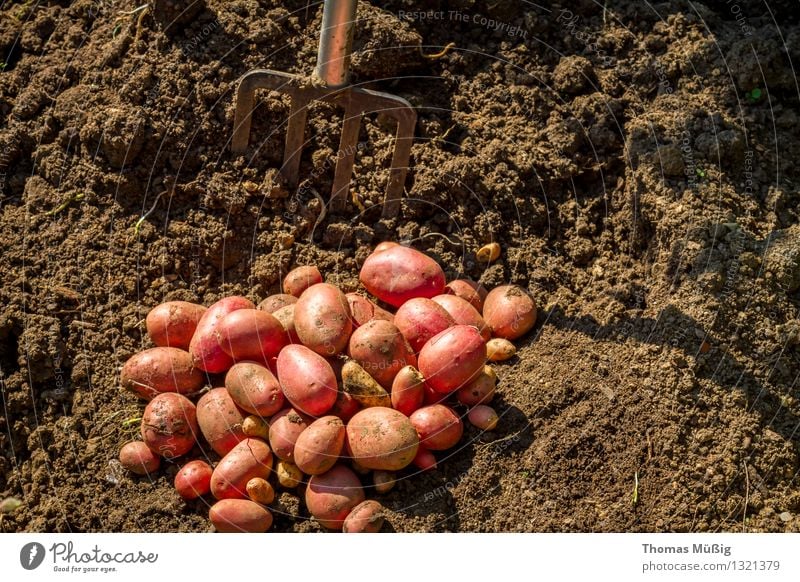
231,0 -> 417,218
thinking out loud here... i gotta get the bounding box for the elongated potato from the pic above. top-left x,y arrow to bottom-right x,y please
359,245 -> 446,307
190,296 -> 255,373
174,460 -> 213,500
196,387 -> 247,456
486,338 -> 517,361
456,369 -> 496,406
272,304 -> 300,343
215,309 -> 288,362
341,360 -> 391,408
347,319 -> 414,389
343,500 -> 385,533
141,393 -> 198,459
268,408 -> 310,462
294,283 -> 353,356
242,415 -> 270,440
121,347 -> 205,400
444,279 -> 488,312
257,293 -> 298,313
225,362 -> 284,417
409,404 -> 463,451
482,284 -> 537,340
210,438 -> 273,500
283,265 -> 323,297
346,407 -> 419,471
305,465 -> 365,530
394,298 -> 455,353
210,499 -> 273,533
276,345 -> 338,416
432,294 -> 490,341
119,441 -> 160,475
345,293 -> 394,328
246,477 -> 275,505
294,416 -> 346,475
390,365 -> 425,417
418,325 -> 486,393
146,301 -> 206,350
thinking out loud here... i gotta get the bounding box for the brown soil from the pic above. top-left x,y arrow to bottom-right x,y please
1,0 -> 799,533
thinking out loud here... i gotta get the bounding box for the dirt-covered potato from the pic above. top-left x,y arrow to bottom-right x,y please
140,393 -> 198,459
345,292 -> 395,328
409,404 -> 464,451
486,338 -> 517,361
209,499 -> 273,533
456,369 -> 496,406
294,283 -> 353,356
196,387 -> 247,456
225,362 -> 284,417
482,285 -> 537,340
305,465 -> 365,530
342,499 -> 385,533
119,441 -> 161,475
347,319 -> 414,389
444,279 -> 488,312
346,407 -> 419,471
293,416 -> 346,475
146,301 -> 207,350
210,438 -> 273,500
268,408 -> 310,462
120,347 -> 205,400
258,293 -> 298,313
283,265 -> 323,297
359,245 -> 446,307
341,360 -> 391,408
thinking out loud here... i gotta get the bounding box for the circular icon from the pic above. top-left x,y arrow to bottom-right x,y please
20,542 -> 46,570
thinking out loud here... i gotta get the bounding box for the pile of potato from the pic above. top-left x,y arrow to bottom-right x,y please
118,242 -> 537,532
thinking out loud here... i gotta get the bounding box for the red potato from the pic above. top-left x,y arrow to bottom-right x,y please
456,370 -> 496,406
348,319 -> 414,389
482,284 -> 537,340
141,393 -> 198,459
120,347 -> 205,400
283,265 -> 323,297
225,362 -> 285,417
210,438 -> 273,500
146,301 -> 207,350
418,325 -> 487,393
394,298 -> 455,353
196,387 -> 247,456
257,294 -> 298,313
190,296 -> 255,373
468,405 -> 498,431
209,499 -> 273,533
342,500 -> 385,533
390,365 -> 425,417
432,294 -> 491,341
412,447 -> 437,471
345,293 -> 394,328
305,465 -> 365,530
294,283 -> 353,356
444,279 -> 488,312
359,245 -> 446,308
276,345 -> 338,416
174,460 -> 213,500
346,407 -> 419,471
423,382 -> 448,406
329,390 -> 361,423
294,416 -> 346,475
268,408 -> 310,462
119,441 -> 161,475
409,404 -> 464,451
215,309 -> 288,362
372,241 -> 399,254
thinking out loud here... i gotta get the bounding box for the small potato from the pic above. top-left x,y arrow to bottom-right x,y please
209,499 -> 273,533
305,465 -> 365,530
409,404 -> 463,451
444,279 -> 488,312
294,283 -> 353,356
482,285 -> 537,340
418,325 -> 487,393
432,294 -> 490,341
258,294 -> 298,313
272,304 -> 300,343
346,407 -> 419,471
215,309 -> 288,362
394,298 -> 455,353
141,393 -> 198,459
174,460 -> 213,500
345,293 -> 394,328
343,500 -> 385,533
196,387 -> 246,456
119,441 -> 161,475
190,296 -> 255,373
276,460 -> 303,488
483,364 -> 497,383
210,438 -> 273,500
225,362 -> 285,417
486,338 -> 517,361
476,242 -> 501,263
347,319 -> 414,389
294,416 -> 346,475
412,447 -> 437,471
276,345 -> 338,417
242,415 -> 270,440
283,265 -> 323,297
456,370 -> 496,406
120,347 -> 205,400
468,405 -> 498,431
246,477 -> 275,505
359,245 -> 446,307
390,365 -> 425,417
341,360 -> 391,408
328,390 -> 361,423
268,408 -> 310,462
373,470 -> 396,494
146,301 -> 206,350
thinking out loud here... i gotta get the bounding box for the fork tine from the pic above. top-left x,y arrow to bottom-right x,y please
282,95 -> 311,188
330,104 -> 362,211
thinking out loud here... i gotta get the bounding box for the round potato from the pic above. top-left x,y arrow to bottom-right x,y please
210,438 -> 273,500
305,465 -> 365,530
146,301 -> 206,350
468,405 -> 499,431
140,393 -> 198,459
174,460 -> 213,500
394,298 -> 455,353
390,365 -> 425,417
418,325 -> 486,393
268,407 -> 310,462
225,362 -> 285,417
119,441 -> 160,475
209,499 -> 273,533
486,337 -> 517,361
257,293 -> 298,313
409,404 -> 464,451
120,347 -> 205,400
482,284 -> 537,340
190,296 -> 255,373
346,407 -> 419,471
276,345 -> 338,417
294,283 -> 353,356
294,416 -> 346,475
246,477 -> 275,505
215,309 -> 288,362
456,369 -> 496,406
359,245 -> 446,307
342,500 -> 385,533
444,279 -> 488,312
432,294 -> 490,341
196,387 -> 247,456
283,265 -> 323,297
347,319 -> 414,389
